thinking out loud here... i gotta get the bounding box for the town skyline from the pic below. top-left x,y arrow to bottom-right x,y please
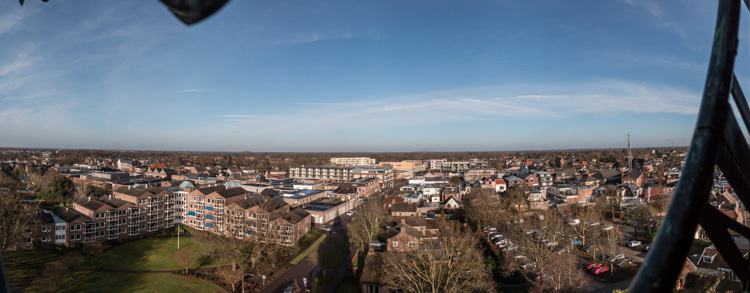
1,1 -> 748,152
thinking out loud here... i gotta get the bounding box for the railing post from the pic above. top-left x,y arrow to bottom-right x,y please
628,0 -> 741,292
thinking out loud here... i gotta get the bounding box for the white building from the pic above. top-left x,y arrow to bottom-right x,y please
329,157 -> 376,166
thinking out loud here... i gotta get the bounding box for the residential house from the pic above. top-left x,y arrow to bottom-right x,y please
390,202 -> 418,217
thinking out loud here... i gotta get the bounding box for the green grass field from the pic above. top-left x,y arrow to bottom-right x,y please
96,237 -> 228,271
4,237 -> 228,292
23,270 -> 226,293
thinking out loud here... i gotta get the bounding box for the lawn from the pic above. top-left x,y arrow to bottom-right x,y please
24,270 -> 227,293
4,250 -> 61,292
290,234 -> 327,265
96,237 -> 228,271
4,237 -> 230,292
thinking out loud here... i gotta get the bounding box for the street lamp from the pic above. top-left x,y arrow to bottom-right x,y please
241,273 -> 254,293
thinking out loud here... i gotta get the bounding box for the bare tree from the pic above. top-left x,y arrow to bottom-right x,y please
603,227 -> 623,273
569,206 -> 603,246
73,178 -> 90,200
82,242 -> 104,268
464,188 -> 505,229
545,252 -> 587,292
382,221 -> 492,293
60,251 -> 84,278
217,264 -> 246,291
347,199 -> 384,249
43,262 -> 69,292
0,191 -> 35,252
174,246 -> 196,274
511,211 -> 568,285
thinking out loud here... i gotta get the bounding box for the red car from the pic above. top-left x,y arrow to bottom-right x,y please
585,263 -> 602,270
590,266 -> 610,275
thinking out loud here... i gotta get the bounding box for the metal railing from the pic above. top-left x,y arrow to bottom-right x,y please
629,0 -> 750,291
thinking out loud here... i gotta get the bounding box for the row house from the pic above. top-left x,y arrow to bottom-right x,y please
144,167 -> 177,179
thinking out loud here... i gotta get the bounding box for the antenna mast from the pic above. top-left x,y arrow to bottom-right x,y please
628,130 -> 633,170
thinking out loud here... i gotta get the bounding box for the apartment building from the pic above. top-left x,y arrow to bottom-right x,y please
224,195 -> 312,246
184,186 -> 250,232
330,157 -> 376,166
113,186 -> 176,232
352,166 -> 394,187
289,166 -> 352,181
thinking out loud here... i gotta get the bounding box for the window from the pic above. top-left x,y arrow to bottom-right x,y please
703,255 -> 716,264
26,238 -> 32,243
70,235 -> 75,241
392,241 -> 398,248
41,226 -> 48,232
408,241 -> 416,247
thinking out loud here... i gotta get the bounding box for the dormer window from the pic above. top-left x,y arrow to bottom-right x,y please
703,254 -> 717,264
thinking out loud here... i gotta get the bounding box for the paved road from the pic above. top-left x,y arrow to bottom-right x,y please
261,212 -> 356,293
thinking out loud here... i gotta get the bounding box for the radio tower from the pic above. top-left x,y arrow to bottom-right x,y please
627,130 -> 633,170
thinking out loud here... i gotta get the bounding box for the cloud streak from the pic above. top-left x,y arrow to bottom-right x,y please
178,89 -> 204,93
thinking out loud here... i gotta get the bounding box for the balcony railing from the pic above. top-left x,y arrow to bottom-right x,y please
630,0 -> 750,292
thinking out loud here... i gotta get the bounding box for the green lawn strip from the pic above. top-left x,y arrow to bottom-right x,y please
96,237 -> 228,271
290,234 -> 327,265
26,270 -> 227,293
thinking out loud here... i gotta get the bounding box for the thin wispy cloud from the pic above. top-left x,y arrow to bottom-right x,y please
286,102 -> 352,106
270,32 -> 355,46
222,114 -> 262,118
0,9 -> 31,36
178,89 -> 204,93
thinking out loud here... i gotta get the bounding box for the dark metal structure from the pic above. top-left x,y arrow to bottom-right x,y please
629,0 -> 750,291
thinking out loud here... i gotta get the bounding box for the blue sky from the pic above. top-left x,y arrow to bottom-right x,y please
0,0 -> 748,152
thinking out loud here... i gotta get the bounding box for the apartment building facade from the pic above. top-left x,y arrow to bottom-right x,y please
329,157 -> 376,166
289,166 -> 352,181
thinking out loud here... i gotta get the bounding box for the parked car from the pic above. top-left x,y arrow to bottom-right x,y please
554,246 -> 569,254
490,234 -> 504,241
283,286 -> 296,293
602,224 -> 614,231
569,219 -> 580,225
628,240 -> 642,247
581,244 -> 594,252
520,261 -> 537,270
642,244 -> 652,252
606,254 -> 625,263
515,255 -> 527,260
369,241 -> 381,248
495,239 -> 508,247
319,225 -> 331,231
570,238 -> 582,245
590,266 -> 610,275
614,257 -> 632,267
503,244 -> 518,252
347,211 -> 354,216
534,273 -> 554,281
585,263 -> 602,270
